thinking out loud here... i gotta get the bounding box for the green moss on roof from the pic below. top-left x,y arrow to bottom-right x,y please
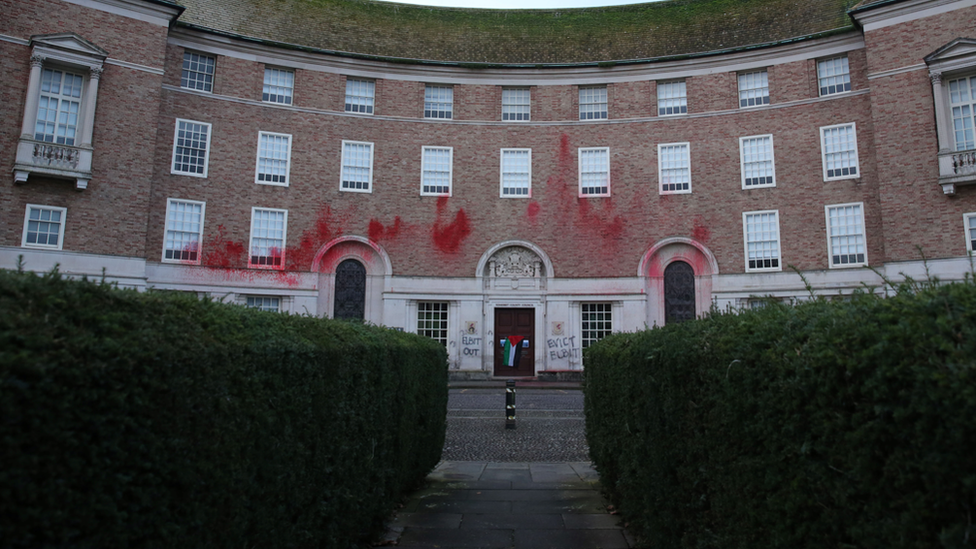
175,0 -> 860,65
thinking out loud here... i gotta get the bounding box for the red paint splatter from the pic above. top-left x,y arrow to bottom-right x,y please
527,201 -> 540,219
433,209 -> 471,253
605,216 -> 624,240
436,196 -> 449,214
202,225 -> 245,268
271,269 -> 300,287
691,216 -> 711,243
368,216 -> 403,242
285,206 -> 344,272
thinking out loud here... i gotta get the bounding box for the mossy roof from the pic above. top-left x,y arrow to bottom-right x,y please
174,0 -> 861,66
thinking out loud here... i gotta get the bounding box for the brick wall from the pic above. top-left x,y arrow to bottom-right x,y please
148,37 -> 885,278
861,5 -> 976,262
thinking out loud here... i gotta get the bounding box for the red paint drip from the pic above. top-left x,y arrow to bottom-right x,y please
559,133 -> 572,165
433,209 -> 471,253
527,201 -> 540,219
691,216 -> 711,243
436,196 -> 449,214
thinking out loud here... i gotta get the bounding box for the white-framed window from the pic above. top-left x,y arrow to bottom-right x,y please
345,79 -> 375,114
35,68 -> 83,145
578,147 -> 610,197
180,51 -> 215,93
424,85 -> 453,119
739,134 -> 775,188
657,80 -> 687,116
500,148 -> 531,197
738,70 -> 769,108
579,86 -> 608,120
262,67 -> 294,105
502,88 -> 530,121
340,140 -> 373,192
162,198 -> 205,264
421,146 -> 453,196
255,131 -> 292,186
581,303 -> 612,349
742,210 -> 781,272
21,204 -> 66,250
417,302 -> 449,346
820,122 -> 859,180
964,213 -> 976,253
818,56 -> 851,97
659,142 -> 691,194
245,296 -> 281,312
171,119 -> 211,177
825,203 -> 867,268
949,76 -> 976,151
249,207 -> 287,269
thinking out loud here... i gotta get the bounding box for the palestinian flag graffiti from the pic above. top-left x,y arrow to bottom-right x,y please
502,336 -> 525,368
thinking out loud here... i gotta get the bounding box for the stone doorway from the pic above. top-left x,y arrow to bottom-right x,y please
333,258 -> 366,320
664,260 -> 696,324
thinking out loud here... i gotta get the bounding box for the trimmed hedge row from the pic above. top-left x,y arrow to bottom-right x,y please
585,279 -> 976,548
0,268 -> 447,548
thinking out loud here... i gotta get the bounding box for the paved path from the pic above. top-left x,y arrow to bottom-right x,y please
385,385 -> 634,548
443,388 -> 588,462
389,462 -> 632,548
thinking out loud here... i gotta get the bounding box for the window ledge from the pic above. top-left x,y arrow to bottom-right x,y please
13,137 -> 92,190
938,149 -> 976,196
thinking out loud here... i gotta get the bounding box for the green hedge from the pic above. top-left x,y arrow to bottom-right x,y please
585,279 -> 976,548
0,268 -> 447,548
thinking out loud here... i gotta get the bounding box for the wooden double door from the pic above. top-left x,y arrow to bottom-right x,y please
493,308 -> 535,377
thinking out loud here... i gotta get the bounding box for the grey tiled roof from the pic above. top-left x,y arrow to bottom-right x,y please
174,0 -> 860,65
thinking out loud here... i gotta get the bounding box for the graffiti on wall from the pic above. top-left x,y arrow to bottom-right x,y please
547,335 -> 579,360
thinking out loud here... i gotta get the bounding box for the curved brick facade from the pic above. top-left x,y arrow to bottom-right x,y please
2,0 -> 974,375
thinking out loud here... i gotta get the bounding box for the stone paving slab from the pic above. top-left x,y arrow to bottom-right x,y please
389,461 -> 632,548
459,513 -> 565,530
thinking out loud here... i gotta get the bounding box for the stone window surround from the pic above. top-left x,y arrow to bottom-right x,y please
927,38 -> 976,196
14,33 -> 107,190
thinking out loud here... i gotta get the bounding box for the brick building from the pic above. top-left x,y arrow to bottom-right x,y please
2,0 -> 975,377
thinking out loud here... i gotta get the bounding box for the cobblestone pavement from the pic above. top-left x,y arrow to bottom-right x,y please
442,388 -> 589,462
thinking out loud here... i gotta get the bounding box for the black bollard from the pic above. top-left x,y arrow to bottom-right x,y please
505,379 -> 516,429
